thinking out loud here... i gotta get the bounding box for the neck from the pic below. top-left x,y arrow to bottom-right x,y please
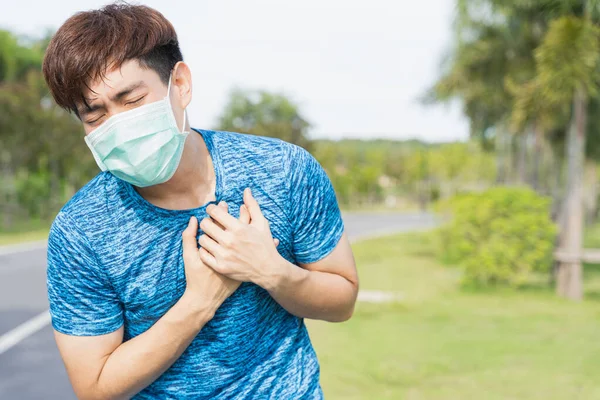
134,127 -> 217,210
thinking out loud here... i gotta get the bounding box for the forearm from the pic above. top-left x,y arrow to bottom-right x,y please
263,257 -> 358,322
93,294 -> 214,400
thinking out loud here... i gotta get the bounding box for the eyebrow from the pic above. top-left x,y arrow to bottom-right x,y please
78,81 -> 147,117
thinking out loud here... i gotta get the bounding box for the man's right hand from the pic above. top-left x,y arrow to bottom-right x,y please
181,206 -> 241,320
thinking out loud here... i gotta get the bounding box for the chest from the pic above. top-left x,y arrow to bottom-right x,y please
99,188 -> 294,338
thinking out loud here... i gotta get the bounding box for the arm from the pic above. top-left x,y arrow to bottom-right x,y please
263,232 -> 358,322
48,214 -> 238,400
55,293 -> 212,400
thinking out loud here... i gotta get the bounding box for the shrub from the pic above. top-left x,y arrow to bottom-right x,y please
437,187 -> 557,286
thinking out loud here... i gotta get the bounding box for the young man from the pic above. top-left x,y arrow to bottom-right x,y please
42,3 -> 358,400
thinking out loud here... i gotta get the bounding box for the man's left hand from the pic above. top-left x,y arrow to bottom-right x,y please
198,188 -> 285,289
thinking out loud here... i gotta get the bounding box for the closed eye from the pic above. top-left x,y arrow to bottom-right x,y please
126,96 -> 146,106
85,115 -> 105,126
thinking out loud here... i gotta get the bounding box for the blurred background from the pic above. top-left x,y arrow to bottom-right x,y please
2,0 -> 600,399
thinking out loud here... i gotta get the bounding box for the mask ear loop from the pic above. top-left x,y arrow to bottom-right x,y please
167,72 -> 188,134
166,72 -> 173,99
181,109 -> 188,134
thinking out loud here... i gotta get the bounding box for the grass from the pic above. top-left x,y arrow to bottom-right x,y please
0,219 -> 51,246
308,233 -> 600,399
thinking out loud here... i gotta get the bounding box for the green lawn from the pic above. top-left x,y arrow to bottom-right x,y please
308,233 -> 600,399
0,219 -> 51,246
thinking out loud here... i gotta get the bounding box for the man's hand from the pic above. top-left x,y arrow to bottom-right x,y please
198,188 -> 283,290
181,210 -> 241,320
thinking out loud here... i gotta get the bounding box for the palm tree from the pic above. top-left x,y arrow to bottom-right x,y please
534,4 -> 600,299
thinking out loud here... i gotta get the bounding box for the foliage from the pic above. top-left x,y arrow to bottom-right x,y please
216,88 -> 313,151
535,15 -> 600,106
0,30 -> 94,230
438,187 -> 557,286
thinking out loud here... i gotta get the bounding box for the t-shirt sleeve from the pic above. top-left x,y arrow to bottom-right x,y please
285,143 -> 345,264
46,211 -> 123,336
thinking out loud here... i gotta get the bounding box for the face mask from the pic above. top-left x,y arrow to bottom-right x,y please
83,73 -> 189,187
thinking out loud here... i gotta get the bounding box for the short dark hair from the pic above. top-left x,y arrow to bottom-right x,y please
42,2 -> 183,115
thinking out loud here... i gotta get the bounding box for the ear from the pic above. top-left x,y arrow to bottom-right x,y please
172,61 -> 193,110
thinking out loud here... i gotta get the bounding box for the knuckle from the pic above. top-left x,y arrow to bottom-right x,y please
199,218 -> 210,231
223,235 -> 234,248
183,253 -> 197,268
222,250 -> 233,262
198,250 -> 211,265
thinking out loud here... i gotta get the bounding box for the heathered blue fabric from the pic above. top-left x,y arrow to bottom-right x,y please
46,128 -> 345,399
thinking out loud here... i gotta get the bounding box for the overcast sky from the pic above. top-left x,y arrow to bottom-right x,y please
2,0 -> 469,142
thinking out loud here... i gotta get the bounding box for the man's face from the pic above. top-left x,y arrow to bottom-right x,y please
77,60 -> 177,135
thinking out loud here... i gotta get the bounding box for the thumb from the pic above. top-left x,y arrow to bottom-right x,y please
182,216 -> 199,261
243,188 -> 263,221
239,204 -> 251,224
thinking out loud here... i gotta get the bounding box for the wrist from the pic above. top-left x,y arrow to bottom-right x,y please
258,253 -> 307,292
178,291 -> 217,329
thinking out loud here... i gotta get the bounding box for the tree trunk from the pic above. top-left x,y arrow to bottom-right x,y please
495,128 -> 507,184
584,162 -> 598,223
517,132 -> 528,184
557,88 -> 587,301
550,146 -> 564,219
532,123 -> 544,192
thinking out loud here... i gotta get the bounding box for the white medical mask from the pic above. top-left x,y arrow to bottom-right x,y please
83,73 -> 189,187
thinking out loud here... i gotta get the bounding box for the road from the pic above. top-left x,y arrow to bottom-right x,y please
0,212 -> 436,399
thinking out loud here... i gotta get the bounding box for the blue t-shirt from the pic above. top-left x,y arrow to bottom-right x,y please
46,128 -> 345,399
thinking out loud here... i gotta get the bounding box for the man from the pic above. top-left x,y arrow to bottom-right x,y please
43,3 -> 358,400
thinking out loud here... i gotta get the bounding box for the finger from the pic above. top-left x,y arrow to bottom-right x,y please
182,216 -> 198,251
198,234 -> 220,256
220,200 -> 229,212
212,201 -> 229,230
199,217 -> 228,244
273,238 -> 280,247
239,204 -> 250,224
243,188 -> 264,221
199,247 -> 218,270
182,216 -> 199,264
207,203 -> 240,230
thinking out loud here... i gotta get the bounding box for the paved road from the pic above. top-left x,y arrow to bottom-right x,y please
0,212 -> 436,399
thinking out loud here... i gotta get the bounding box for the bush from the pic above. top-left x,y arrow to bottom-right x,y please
437,187 -> 557,286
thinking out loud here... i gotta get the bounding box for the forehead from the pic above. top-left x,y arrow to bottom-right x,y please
82,59 -> 162,101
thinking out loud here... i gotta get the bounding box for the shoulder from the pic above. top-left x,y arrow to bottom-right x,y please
197,128 -> 294,185
50,171 -> 116,237
200,128 -> 290,160
198,128 -> 315,174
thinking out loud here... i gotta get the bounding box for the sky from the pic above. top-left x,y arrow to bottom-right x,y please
1,0 -> 469,142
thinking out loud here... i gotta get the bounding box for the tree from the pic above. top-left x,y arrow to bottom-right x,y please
534,9 -> 600,299
216,88 -> 313,151
428,0 -> 552,188
0,30 -> 93,229
429,0 -> 600,299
